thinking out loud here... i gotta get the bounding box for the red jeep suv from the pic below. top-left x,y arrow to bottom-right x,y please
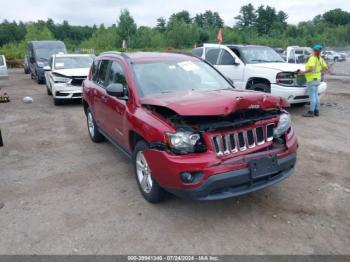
82,52 -> 298,203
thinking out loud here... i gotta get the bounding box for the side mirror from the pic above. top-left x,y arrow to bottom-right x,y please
43,66 -> 51,71
106,83 -> 125,98
232,57 -> 240,66
30,57 -> 35,63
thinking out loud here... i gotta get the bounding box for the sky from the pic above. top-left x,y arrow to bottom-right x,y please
0,0 -> 349,27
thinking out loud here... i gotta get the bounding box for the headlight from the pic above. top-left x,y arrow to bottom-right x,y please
274,113 -> 291,138
165,131 -> 201,154
53,76 -> 71,83
37,61 -> 44,67
276,72 -> 294,86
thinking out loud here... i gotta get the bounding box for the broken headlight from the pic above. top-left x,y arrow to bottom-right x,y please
53,75 -> 71,83
165,131 -> 201,154
276,72 -> 295,86
273,113 -> 291,138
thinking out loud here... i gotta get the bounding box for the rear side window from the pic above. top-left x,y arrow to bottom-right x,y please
205,48 -> 220,65
192,47 -> 203,57
106,61 -> 127,87
95,60 -> 109,87
218,50 -> 235,65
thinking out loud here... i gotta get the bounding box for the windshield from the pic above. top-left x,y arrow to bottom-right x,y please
240,46 -> 285,64
35,48 -> 65,61
54,56 -> 93,70
132,60 -> 232,97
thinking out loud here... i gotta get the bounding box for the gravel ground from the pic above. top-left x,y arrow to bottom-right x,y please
0,69 -> 349,255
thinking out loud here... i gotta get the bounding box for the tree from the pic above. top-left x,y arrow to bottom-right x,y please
135,26 -> 164,48
117,9 -> 137,48
323,9 -> 350,26
235,4 -> 256,29
25,23 -> 54,41
156,17 -> 166,33
168,11 -> 192,27
166,20 -> 199,48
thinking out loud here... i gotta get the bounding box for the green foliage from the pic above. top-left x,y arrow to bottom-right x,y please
1,6 -> 350,62
117,9 -> 137,48
25,23 -> 54,41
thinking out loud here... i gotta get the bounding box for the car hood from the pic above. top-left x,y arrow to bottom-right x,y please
140,89 -> 288,116
52,68 -> 89,77
251,63 -> 304,72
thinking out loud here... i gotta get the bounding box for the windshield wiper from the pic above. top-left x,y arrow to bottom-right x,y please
38,57 -> 49,61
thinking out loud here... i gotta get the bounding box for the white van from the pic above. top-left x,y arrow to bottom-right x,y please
0,55 -> 8,79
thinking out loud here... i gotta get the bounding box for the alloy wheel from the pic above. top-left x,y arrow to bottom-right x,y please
87,112 -> 95,137
136,151 -> 153,193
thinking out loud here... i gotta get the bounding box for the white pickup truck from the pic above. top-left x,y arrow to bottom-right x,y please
192,44 -> 327,105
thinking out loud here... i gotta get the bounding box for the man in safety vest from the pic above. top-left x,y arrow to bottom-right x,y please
297,44 -> 328,117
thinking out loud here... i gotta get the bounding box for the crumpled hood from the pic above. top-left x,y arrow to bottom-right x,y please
141,89 -> 288,116
53,68 -> 89,77
252,62 -> 305,72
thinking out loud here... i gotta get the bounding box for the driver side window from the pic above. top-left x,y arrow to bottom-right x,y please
218,50 -> 236,65
107,61 -> 127,87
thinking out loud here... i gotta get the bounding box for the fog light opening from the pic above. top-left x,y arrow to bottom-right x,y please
180,172 -> 203,184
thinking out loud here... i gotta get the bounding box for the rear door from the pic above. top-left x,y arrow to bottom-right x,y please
216,47 -> 245,89
0,55 -> 8,78
91,59 -> 110,131
103,60 -> 129,147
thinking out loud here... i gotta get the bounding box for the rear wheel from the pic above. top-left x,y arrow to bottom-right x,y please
133,140 -> 166,203
24,67 -> 30,74
86,108 -> 104,143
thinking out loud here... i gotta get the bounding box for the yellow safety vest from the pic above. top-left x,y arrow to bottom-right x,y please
305,56 -> 327,82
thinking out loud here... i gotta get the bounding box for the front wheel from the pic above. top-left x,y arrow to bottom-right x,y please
86,108 -> 104,143
47,85 -> 52,96
251,82 -> 271,93
133,140 -> 166,203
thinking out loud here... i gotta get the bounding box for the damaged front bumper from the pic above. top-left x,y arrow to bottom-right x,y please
144,127 -> 298,200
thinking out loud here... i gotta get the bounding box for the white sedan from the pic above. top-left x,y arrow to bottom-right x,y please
45,54 -> 93,105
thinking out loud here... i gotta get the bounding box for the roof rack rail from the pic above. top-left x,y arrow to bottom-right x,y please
100,51 -> 130,59
100,51 -> 122,56
165,50 -> 196,57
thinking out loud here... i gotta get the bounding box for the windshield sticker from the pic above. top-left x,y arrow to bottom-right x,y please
55,62 -> 65,68
178,61 -> 199,71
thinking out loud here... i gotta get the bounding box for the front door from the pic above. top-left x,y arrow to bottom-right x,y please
216,47 -> 245,89
103,60 -> 128,148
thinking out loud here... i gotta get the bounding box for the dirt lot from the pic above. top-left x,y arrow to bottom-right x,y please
0,68 -> 349,255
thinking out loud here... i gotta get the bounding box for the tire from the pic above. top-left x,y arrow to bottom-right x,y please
47,85 -> 52,96
251,82 -> 271,93
24,67 -> 30,74
133,140 -> 166,203
37,77 -> 45,85
53,98 -> 63,106
86,108 -> 105,143
334,57 -> 338,62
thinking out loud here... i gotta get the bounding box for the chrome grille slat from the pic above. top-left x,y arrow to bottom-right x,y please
211,123 -> 275,156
